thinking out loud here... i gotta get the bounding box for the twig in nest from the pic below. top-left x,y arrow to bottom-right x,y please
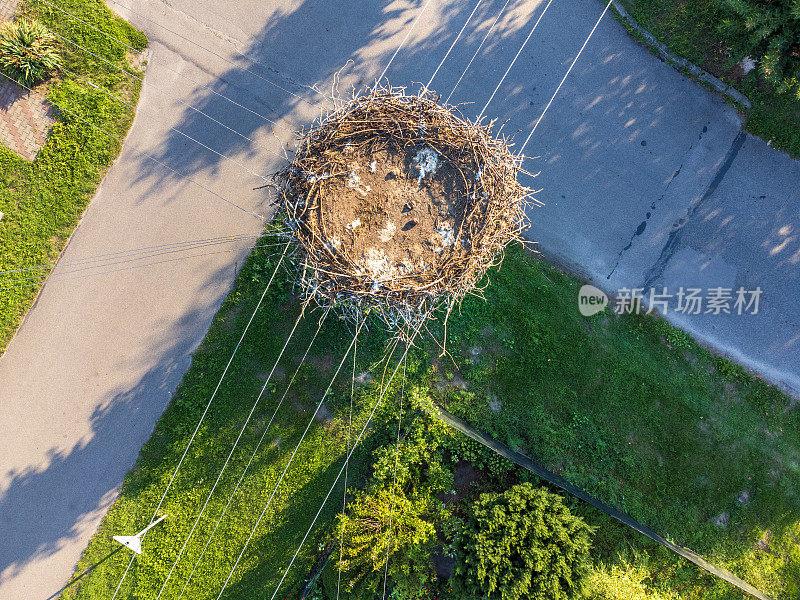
272,85 -> 536,331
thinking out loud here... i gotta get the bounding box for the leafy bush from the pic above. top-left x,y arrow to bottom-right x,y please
334,385 -> 452,598
588,561 -> 682,600
454,483 -> 594,600
0,18 -> 61,87
718,0 -> 800,97
443,431 -> 514,477
336,487 -> 439,598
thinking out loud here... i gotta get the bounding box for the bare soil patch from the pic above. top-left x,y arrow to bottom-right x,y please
316,145 -> 470,287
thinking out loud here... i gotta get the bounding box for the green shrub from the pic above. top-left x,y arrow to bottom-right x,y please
334,388 -> 452,598
588,561 -> 682,600
718,0 -> 800,98
454,483 -> 594,600
335,488 -> 438,597
443,432 -> 514,477
0,18 -> 61,87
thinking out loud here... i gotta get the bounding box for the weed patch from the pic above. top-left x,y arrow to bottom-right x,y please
0,0 -> 147,354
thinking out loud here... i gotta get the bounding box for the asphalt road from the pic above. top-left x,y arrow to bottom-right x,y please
0,0 -> 798,597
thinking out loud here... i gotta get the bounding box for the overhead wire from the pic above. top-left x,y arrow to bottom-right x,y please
445,0 -> 512,104
267,313 -> 429,600
155,292 -> 315,599
214,317 -> 367,600
518,0 -> 615,156
175,308 -> 331,600
0,71 -> 266,224
381,353 -> 407,599
104,0 -> 329,109
42,24 -> 296,151
211,5 -> 620,589
376,0 -> 436,86
0,233 -> 265,287
477,0 -> 556,120
335,312 -> 365,600
110,241 -> 291,600
38,0 -> 327,112
0,232 -> 262,277
55,62 -> 277,182
69,0 -> 614,595
0,242 -> 284,294
42,22 -> 298,139
127,0 -> 335,107
424,0 -> 484,92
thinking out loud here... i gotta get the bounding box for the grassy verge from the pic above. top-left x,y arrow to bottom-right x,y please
617,0 -> 800,157
64,240 -> 799,600
438,247 -> 799,599
0,0 -> 147,354
58,242 -> 403,600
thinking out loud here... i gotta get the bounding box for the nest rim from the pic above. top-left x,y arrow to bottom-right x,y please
275,86 -> 534,328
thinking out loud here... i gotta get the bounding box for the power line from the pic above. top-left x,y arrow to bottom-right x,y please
42,21 -> 298,140
518,0 -> 615,156
0,71 -> 266,224
0,232 -> 262,277
477,0 -> 556,120
175,309 -> 331,600
377,0 -> 436,86
129,0 -> 332,107
155,293 -> 314,599
267,315 -> 428,600
110,241 -> 291,600
0,233 -> 265,286
215,317 -> 366,600
42,24 -> 295,151
0,242 -> 284,294
445,0 -> 512,105
425,0 -> 484,92
336,312 -> 364,600
37,0 -> 326,112
57,62 -> 277,182
381,354 -> 406,599
104,0 -> 328,110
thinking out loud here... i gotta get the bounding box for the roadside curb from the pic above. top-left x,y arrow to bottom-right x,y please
609,1 -> 751,109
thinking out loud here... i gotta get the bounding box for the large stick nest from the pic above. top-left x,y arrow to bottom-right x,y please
275,87 -> 533,328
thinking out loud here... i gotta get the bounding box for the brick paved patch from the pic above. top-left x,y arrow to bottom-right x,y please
0,0 -> 56,161
0,79 -> 56,161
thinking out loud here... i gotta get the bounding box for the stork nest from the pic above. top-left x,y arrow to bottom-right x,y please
275,87 -> 533,328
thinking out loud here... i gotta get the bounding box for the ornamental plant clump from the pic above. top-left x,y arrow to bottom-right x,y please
718,0 -> 800,98
0,19 -> 61,87
454,483 -> 594,600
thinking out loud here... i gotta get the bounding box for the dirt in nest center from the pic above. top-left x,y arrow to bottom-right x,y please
316,144 -> 473,285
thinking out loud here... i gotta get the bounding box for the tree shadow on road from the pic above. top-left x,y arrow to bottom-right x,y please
0,260 -> 234,596
135,0 -> 541,191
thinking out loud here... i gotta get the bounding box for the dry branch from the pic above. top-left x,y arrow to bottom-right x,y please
274,86 -> 534,329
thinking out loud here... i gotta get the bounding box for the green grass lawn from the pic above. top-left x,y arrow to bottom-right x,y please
63,239 -> 799,600
438,248 -> 800,599
58,242 -> 404,600
618,0 -> 800,158
0,0 -> 146,354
